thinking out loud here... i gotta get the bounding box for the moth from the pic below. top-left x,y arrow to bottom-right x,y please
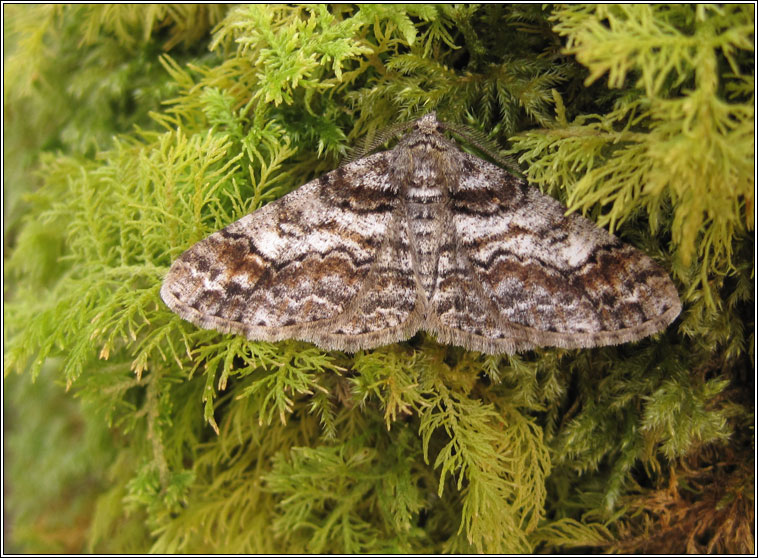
161,113 -> 681,354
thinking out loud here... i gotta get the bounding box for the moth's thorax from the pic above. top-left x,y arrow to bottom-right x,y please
391,128 -> 462,197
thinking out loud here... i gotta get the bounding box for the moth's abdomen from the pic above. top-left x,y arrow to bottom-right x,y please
402,176 -> 446,301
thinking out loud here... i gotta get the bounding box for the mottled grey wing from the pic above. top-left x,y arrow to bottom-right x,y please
160,152 -> 425,351
430,153 -> 681,354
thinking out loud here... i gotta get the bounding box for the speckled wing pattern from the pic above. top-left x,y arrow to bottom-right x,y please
161,113 -> 681,354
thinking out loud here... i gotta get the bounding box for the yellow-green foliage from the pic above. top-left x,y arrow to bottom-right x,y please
3,4 -> 753,554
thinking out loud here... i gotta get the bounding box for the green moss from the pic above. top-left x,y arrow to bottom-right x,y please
4,4 -> 753,553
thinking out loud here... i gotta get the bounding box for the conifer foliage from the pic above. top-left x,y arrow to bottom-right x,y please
4,4 -> 753,553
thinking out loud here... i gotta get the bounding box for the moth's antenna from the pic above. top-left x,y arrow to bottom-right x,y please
441,121 -> 522,176
343,107 -> 434,165
343,119 -> 416,165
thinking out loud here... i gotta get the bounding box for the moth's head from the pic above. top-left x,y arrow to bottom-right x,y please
414,112 -> 444,135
